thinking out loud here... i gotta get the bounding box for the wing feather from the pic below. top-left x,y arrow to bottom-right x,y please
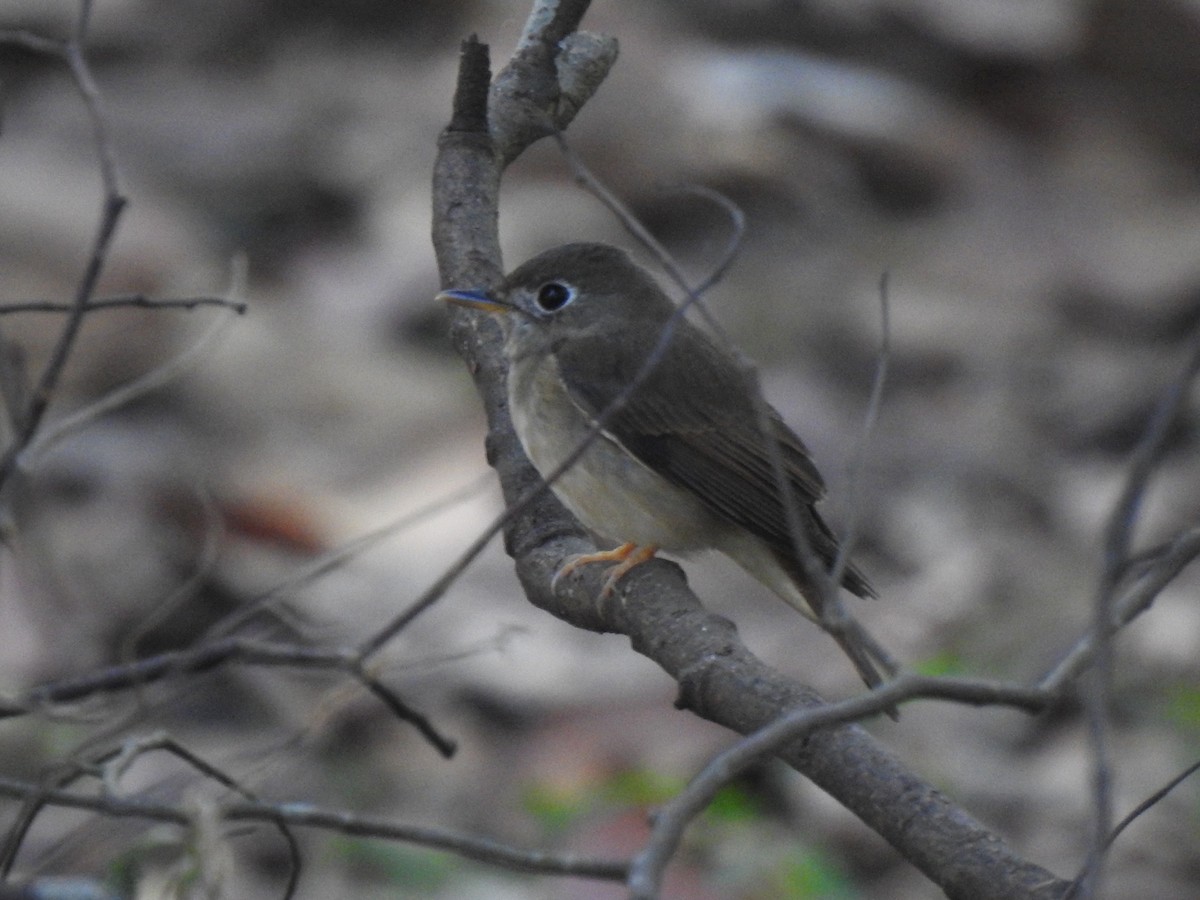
554,318 -> 872,596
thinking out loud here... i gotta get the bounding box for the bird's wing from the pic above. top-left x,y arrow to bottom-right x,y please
553,319 -> 837,560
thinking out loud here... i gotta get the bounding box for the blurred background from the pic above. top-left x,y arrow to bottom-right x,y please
0,0 -> 1198,897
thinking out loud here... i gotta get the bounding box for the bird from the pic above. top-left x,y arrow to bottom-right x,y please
438,242 -> 892,692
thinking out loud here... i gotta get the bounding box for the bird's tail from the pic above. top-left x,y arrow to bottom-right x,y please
827,616 -> 900,721
768,546 -> 900,718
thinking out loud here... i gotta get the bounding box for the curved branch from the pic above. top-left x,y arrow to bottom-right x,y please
0,775 -> 627,881
2,637 -> 456,759
430,4 -> 1069,898
631,673 -> 1055,897
0,3 -> 127,491
0,295 -> 247,315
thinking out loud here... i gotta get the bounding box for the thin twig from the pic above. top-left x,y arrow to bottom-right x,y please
1075,326 -> 1200,897
1105,758 -> 1200,848
2,637 -> 456,758
554,133 -> 739,339
207,472 -> 494,641
0,295 -> 247,315
118,482 -> 225,669
831,271 -> 890,589
1101,329 -> 1200,586
629,671 -> 1053,898
557,131 -> 896,686
677,185 -> 747,296
0,322 -> 28,440
354,284 -> 704,660
2,732 -> 303,897
367,154 -> 746,665
0,1 -> 128,491
1040,524 -> 1200,691
0,775 -> 629,881
105,734 -> 303,899
1064,758 -> 1200,900
18,303 -> 241,470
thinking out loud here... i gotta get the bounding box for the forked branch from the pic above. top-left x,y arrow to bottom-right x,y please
430,2 -> 1073,898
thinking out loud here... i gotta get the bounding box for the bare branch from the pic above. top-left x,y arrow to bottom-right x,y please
207,473 -> 494,642
1064,758 -> 1200,900
1075,326 -> 1200,896
681,184 -> 748,295
1,638 -> 456,758
490,0 -> 617,166
0,3 -> 127,491
1,732 -> 302,893
1040,524 -> 1200,691
430,4 -> 1071,897
0,295 -> 247,315
831,270 -> 890,590
0,774 -> 629,882
0,324 -> 29,440
553,134 -> 738,338
18,303 -> 241,470
353,481 -> 540,660
631,672 -> 1056,898
1101,329 -> 1200,586
556,127 -> 899,691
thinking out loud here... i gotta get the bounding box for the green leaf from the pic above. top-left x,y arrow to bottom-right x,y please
327,837 -> 453,889
775,849 -> 857,899
601,768 -> 685,806
705,783 -> 761,823
1165,685 -> 1200,733
913,651 -> 966,678
521,782 -> 589,835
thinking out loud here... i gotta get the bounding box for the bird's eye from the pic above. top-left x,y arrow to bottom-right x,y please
534,281 -> 575,313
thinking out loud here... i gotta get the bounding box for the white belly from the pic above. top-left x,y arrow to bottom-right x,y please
508,353 -> 720,551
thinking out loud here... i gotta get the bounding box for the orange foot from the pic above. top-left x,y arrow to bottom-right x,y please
551,542 -> 660,598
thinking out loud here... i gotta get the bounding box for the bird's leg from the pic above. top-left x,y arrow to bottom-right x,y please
597,543 -> 659,597
551,542 -> 660,598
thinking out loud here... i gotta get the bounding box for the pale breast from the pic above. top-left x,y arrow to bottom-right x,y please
508,351 -> 720,550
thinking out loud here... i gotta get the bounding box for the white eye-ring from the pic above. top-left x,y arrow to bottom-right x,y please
533,281 -> 575,313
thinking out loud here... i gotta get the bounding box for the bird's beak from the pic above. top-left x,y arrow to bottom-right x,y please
436,288 -> 512,315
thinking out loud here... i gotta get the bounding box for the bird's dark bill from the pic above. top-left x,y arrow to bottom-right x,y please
436,289 -> 510,314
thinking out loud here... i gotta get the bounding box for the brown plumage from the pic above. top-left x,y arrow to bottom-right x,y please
441,243 -> 891,693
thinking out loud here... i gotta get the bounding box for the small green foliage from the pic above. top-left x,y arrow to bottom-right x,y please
106,851 -> 143,898
600,767 -> 685,806
705,783 -> 760,823
912,650 -> 967,678
522,767 -> 687,837
521,781 -> 587,835
1165,684 -> 1200,734
520,765 -> 865,898
774,849 -> 857,899
327,837 -> 453,890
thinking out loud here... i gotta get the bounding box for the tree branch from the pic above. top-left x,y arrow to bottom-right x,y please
0,2 -> 127,491
0,774 -> 628,881
631,673 -> 1056,898
430,3 -> 1071,898
0,295 -> 247,315
1,637 -> 456,759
